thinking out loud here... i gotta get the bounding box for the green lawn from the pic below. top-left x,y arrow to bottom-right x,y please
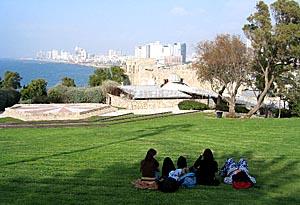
0,113 -> 299,205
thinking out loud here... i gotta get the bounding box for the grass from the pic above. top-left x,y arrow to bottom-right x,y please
0,117 -> 23,123
0,113 -> 299,205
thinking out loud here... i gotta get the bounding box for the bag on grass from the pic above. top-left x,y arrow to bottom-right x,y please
232,171 -> 253,189
179,172 -> 197,188
158,177 -> 180,193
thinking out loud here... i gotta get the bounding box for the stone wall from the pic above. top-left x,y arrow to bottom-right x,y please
107,94 -> 215,110
124,61 -> 211,90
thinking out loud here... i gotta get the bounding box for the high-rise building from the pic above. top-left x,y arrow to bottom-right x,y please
75,46 -> 87,62
134,41 -> 187,65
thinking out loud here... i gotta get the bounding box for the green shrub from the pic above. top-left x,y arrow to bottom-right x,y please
48,85 -> 69,103
84,87 -> 105,103
0,89 -> 21,111
64,87 -> 86,103
235,106 -> 250,113
21,79 -> 47,101
273,108 -> 292,118
216,100 -> 229,112
101,80 -> 120,96
178,100 -> 209,110
32,96 -> 50,104
48,85 -> 105,104
288,99 -> 300,117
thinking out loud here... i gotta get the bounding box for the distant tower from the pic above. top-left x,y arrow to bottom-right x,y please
180,43 -> 186,64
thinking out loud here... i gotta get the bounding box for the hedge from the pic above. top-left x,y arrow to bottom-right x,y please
47,86 -> 105,103
178,100 -> 209,110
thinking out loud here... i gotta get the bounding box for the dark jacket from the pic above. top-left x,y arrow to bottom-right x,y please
140,159 -> 159,178
193,157 -> 219,185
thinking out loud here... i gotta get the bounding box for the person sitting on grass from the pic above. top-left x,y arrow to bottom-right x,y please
140,148 -> 160,179
177,156 -> 188,169
133,148 -> 159,190
220,158 -> 256,189
161,157 -> 176,179
192,148 -> 220,186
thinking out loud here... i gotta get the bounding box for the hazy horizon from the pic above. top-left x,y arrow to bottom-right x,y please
0,0 -> 274,58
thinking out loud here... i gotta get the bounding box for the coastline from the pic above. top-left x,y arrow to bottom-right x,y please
0,58 -> 96,87
17,58 -> 98,69
19,58 -> 121,69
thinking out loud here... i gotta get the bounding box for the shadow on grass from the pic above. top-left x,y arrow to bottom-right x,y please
0,150 -> 299,204
133,123 -> 193,138
1,123 -> 194,167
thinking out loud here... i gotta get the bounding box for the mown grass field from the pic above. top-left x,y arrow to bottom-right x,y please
0,113 -> 299,205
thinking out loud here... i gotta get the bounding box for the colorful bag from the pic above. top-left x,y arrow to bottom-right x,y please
179,172 -> 197,188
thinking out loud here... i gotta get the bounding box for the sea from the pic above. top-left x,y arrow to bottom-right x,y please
0,59 -> 96,88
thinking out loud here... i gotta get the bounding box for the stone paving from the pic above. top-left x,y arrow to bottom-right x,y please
1,104 -> 206,121
3,104 -> 117,121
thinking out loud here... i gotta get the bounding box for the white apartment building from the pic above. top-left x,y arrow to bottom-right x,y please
134,41 -> 186,65
75,46 -> 88,62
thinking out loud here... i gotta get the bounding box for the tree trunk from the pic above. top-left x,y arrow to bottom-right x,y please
216,86 -> 226,108
278,95 -> 282,118
228,103 -> 236,116
246,73 -> 274,118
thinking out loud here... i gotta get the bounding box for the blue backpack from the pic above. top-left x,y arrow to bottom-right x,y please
179,172 -> 197,188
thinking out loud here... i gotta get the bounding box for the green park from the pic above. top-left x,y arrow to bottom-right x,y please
0,0 -> 299,204
0,113 -> 299,204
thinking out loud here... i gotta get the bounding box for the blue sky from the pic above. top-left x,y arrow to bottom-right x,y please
0,0 -> 275,58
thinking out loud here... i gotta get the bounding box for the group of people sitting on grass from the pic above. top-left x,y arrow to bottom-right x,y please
133,148 -> 256,192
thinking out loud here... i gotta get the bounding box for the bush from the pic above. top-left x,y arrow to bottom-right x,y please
0,89 -> 21,111
21,79 -> 47,101
273,108 -> 292,118
65,87 -> 86,103
48,85 -> 69,103
32,96 -> 50,104
84,87 -> 105,103
178,100 -> 209,110
48,86 -> 105,103
215,102 -> 229,112
235,106 -> 250,113
101,80 -> 120,96
288,99 -> 300,117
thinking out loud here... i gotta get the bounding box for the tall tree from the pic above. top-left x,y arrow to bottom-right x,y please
0,77 -> 3,88
243,0 -> 300,117
21,79 -> 48,101
89,69 -> 109,87
2,71 -> 22,89
61,77 -> 76,87
193,34 -> 251,116
89,66 -> 129,87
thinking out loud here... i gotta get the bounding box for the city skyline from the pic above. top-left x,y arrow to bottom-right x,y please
0,0 -> 274,58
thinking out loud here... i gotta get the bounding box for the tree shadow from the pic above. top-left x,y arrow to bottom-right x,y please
1,123 -> 193,167
133,123 -> 193,138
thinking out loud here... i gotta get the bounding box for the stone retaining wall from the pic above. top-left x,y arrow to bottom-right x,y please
107,94 -> 215,110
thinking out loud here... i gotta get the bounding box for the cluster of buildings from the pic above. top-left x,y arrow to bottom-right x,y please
36,47 -> 127,66
135,41 -> 186,65
36,41 -> 188,67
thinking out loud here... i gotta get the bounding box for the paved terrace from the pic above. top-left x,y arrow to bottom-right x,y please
3,103 -> 117,121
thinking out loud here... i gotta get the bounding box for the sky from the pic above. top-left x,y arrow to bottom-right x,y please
0,0 -> 276,58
